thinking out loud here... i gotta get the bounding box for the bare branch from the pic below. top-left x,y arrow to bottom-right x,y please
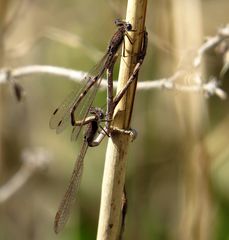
194,24 -> 229,67
0,65 -> 226,99
45,27 -> 102,62
0,147 -> 51,203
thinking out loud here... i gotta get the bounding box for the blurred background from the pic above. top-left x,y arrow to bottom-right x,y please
0,0 -> 229,239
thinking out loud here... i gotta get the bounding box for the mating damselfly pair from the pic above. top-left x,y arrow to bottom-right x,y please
49,19 -> 148,233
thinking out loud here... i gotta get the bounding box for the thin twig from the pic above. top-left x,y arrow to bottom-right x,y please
0,66 -> 226,99
194,24 -> 229,67
0,147 -> 51,203
44,27 -> 102,62
2,0 -> 31,35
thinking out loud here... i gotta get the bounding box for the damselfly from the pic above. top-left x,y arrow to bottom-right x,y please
49,19 -> 132,141
99,30 -> 148,137
54,107 -> 105,233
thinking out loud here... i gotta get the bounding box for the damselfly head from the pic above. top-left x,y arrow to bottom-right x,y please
89,107 -> 104,120
114,19 -> 132,31
125,23 -> 132,31
98,111 -> 104,120
114,18 -> 122,26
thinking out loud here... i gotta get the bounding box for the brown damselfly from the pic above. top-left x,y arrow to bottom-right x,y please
49,19 -> 133,141
54,107 -> 105,233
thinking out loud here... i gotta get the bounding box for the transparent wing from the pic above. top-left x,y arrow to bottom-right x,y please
54,141 -> 88,234
49,53 -> 109,134
70,74 -> 104,141
49,87 -> 82,133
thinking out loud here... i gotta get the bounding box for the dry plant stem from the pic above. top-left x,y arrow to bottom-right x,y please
0,0 -> 9,178
171,0 -> 213,239
96,0 -> 147,239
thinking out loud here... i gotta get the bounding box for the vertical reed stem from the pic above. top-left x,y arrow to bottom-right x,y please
96,0 -> 147,239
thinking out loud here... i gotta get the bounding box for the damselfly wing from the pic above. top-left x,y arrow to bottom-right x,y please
54,108 -> 104,233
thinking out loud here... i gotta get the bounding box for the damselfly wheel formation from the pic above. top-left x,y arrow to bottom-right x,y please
50,19 -> 148,233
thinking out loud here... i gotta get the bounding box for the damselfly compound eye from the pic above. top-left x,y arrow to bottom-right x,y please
99,112 -> 104,119
126,23 -> 132,31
